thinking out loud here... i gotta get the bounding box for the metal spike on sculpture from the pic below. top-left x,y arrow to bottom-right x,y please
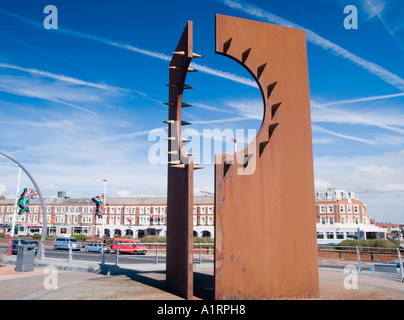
214,14 -> 319,299
165,20 -> 203,300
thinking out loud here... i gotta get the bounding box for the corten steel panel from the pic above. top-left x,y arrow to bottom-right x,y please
166,21 -> 197,300
214,14 -> 319,300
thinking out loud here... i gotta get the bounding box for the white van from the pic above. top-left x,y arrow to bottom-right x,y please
53,237 -> 82,250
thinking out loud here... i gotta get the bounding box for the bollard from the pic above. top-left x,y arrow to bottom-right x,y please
356,246 -> 362,272
101,243 -> 105,265
397,248 -> 404,282
68,241 -> 73,263
155,243 -> 159,264
115,242 -> 119,266
37,240 -> 45,260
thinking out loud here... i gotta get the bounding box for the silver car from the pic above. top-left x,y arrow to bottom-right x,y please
84,243 -> 111,253
53,237 -> 82,250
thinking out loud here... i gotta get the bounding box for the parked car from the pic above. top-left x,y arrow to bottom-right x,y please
53,237 -> 82,250
11,239 -> 29,255
370,260 -> 404,274
25,240 -> 39,253
111,238 -> 147,255
84,243 -> 111,253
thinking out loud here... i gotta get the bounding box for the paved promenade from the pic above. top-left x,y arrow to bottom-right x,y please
0,256 -> 403,300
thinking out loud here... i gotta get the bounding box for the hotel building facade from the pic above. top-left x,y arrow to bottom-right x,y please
0,189 -> 386,243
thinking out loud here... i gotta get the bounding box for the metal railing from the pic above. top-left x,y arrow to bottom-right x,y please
1,237 -> 402,280
318,245 -> 404,280
36,240 -> 215,266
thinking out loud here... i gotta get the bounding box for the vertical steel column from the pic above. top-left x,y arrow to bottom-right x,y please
214,14 -> 319,300
165,21 -> 202,300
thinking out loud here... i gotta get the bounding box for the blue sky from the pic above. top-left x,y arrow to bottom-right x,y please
0,0 -> 404,223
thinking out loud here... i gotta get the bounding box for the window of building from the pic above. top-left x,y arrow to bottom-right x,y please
336,232 -> 344,239
317,232 -> 324,239
328,206 -> 333,213
326,232 -> 334,239
340,205 -> 345,213
329,218 -> 334,225
320,206 -> 326,213
321,218 -> 326,225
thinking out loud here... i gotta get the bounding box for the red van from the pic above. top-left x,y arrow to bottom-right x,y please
111,238 -> 147,255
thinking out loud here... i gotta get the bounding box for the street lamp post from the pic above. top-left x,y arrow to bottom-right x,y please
8,166 -> 21,256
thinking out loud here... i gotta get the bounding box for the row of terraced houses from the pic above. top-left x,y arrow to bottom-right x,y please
0,188 -> 388,244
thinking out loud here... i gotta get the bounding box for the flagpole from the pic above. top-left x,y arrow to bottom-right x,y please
102,179 -> 107,242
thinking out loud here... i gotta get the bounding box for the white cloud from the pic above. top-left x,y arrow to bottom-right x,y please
0,62 -> 126,93
218,0 -> 404,91
0,9 -> 256,89
314,179 -> 333,191
314,149 -> 404,221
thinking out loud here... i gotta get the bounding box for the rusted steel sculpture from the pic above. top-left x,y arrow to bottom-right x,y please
214,14 -> 319,299
165,20 -> 202,300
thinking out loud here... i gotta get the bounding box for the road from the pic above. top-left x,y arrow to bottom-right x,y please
45,248 -> 167,264
0,244 -> 213,265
